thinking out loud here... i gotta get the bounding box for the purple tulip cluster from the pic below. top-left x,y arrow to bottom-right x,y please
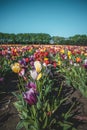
23,82 -> 38,105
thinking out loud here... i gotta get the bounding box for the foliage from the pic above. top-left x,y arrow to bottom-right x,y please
60,66 -> 87,97
0,32 -> 51,45
52,35 -> 87,45
0,32 -> 87,45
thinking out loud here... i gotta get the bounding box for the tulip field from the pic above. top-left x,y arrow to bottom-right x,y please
0,44 -> 87,130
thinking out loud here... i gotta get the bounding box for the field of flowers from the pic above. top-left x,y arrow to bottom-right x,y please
0,45 -> 87,130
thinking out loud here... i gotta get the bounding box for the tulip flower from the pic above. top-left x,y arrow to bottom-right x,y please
34,61 -> 42,73
83,59 -> 87,69
19,59 -> 26,66
23,88 -> 37,105
53,62 -> 57,68
37,73 -> 42,80
57,61 -> 61,66
44,59 -> 50,65
11,62 -> 21,73
25,58 -> 29,63
60,49 -> 64,54
26,82 -> 36,89
76,57 -> 81,63
44,58 -> 49,61
67,51 -> 71,56
19,68 -> 25,76
30,70 -> 38,80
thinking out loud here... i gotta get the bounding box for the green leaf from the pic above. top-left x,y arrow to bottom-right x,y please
12,92 -> 23,101
22,110 -> 28,119
42,116 -> 48,129
36,96 -> 42,110
60,97 -> 68,105
12,92 -> 19,99
31,105 -> 36,117
49,119 -> 56,127
45,85 -> 51,96
14,101 -> 23,112
43,112 -> 47,120
29,125 -> 37,130
58,121 -> 73,130
47,103 -> 50,111
16,120 -> 24,130
23,120 -> 30,130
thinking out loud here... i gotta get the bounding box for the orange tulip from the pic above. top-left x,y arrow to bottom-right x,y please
76,57 -> 81,63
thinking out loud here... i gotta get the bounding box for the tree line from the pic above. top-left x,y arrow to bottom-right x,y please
0,32 -> 87,45
52,35 -> 87,46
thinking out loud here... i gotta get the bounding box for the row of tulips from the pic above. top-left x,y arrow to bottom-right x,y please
0,45 -> 87,130
11,60 -> 77,130
0,45 -> 87,67
0,45 -> 87,79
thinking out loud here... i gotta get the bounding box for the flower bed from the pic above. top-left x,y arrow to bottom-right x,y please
0,45 -> 87,130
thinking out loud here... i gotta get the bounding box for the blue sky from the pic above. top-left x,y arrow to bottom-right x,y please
0,0 -> 87,37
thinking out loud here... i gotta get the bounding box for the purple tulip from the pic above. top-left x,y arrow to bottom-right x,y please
19,58 -> 26,66
30,61 -> 34,67
83,59 -> 87,69
29,55 -> 34,61
26,82 -> 36,89
62,54 -> 67,59
23,88 -> 37,105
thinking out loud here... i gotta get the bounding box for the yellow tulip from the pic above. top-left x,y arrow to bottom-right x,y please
68,51 -> 71,56
57,61 -> 61,66
11,63 -> 21,73
29,48 -> 32,52
44,58 -> 48,61
34,61 -> 42,73
68,55 -> 71,59
60,49 -> 64,54
37,73 -> 42,80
